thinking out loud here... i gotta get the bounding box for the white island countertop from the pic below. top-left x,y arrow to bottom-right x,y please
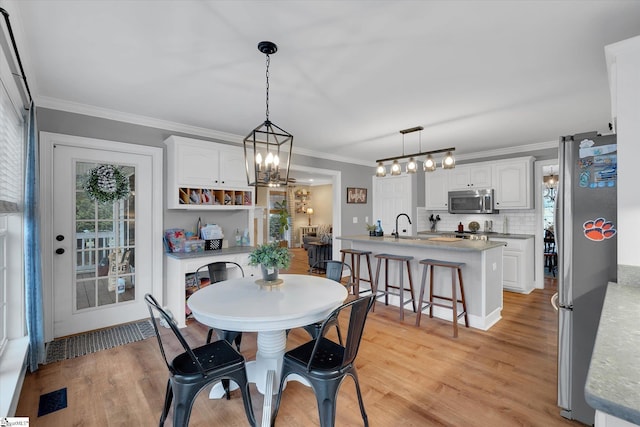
336,234 -> 506,251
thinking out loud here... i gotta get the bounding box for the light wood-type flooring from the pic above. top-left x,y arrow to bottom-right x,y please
17,248 -> 583,426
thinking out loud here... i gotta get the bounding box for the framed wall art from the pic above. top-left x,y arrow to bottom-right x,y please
346,187 -> 367,204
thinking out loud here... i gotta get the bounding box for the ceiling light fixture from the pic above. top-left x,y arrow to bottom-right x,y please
375,126 -> 455,175
244,41 -> 293,188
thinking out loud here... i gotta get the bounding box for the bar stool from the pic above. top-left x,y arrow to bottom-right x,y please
372,253 -> 416,320
340,249 -> 374,295
415,259 -> 468,338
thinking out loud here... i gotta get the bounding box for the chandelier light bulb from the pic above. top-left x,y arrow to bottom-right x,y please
265,151 -> 274,166
376,162 -> 386,177
442,151 -> 455,169
406,157 -> 417,173
391,160 -> 401,175
273,154 -> 280,167
423,154 -> 436,172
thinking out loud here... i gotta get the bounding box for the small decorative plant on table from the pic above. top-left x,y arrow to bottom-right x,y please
248,242 -> 292,283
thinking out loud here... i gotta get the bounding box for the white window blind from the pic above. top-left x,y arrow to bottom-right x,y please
0,80 -> 22,213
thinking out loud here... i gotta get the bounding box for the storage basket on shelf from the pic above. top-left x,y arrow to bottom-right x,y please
205,239 -> 223,251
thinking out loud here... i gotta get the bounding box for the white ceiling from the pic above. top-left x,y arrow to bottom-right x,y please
9,0 -> 640,168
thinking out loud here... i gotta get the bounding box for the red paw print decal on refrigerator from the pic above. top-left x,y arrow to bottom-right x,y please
583,218 -> 616,241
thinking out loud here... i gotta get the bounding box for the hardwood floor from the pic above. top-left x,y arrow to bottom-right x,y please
17,248 -> 582,426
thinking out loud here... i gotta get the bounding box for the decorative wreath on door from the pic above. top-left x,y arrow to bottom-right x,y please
84,164 -> 130,203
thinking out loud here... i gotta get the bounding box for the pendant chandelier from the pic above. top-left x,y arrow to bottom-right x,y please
375,126 -> 455,177
244,41 -> 293,188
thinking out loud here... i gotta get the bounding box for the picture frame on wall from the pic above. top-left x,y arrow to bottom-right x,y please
346,187 -> 367,204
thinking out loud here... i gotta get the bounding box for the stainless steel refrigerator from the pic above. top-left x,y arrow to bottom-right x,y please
556,131 -> 617,425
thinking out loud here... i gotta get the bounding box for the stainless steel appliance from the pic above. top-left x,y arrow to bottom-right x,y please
448,189 -> 498,214
556,131 -> 617,424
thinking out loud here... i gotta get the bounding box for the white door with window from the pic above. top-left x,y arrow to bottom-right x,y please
41,133 -> 163,339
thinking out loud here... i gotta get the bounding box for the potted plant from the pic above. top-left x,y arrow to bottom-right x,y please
248,242 -> 292,282
270,199 -> 290,247
365,223 -> 377,236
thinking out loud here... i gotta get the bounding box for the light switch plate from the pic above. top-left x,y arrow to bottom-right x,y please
353,217 -> 358,223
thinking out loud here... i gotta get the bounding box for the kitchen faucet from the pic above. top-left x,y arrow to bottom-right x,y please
393,213 -> 412,238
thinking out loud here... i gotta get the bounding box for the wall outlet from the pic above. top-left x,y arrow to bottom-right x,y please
353,216 -> 358,223
365,216 -> 369,223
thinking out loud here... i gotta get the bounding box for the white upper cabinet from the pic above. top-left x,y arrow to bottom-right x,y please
449,164 -> 492,190
218,149 -> 248,188
424,156 -> 534,211
425,169 -> 451,210
165,135 -> 253,209
167,136 -> 247,188
493,157 -> 534,209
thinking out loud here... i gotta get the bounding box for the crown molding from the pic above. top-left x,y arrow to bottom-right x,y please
35,95 -> 373,167
35,96 -> 557,167
456,139 -> 558,162
36,95 -> 245,144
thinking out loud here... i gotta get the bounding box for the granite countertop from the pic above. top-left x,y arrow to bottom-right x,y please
337,235 -> 505,251
585,282 -> 640,425
165,246 -> 254,260
417,230 -> 535,240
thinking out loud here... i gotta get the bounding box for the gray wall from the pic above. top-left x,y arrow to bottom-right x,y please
36,107 -> 374,241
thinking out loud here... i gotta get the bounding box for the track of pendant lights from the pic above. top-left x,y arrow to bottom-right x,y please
375,126 -> 455,177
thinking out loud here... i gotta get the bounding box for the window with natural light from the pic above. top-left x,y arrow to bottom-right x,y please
0,79 -> 24,356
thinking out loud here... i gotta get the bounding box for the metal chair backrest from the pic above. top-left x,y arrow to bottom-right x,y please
307,294 -> 375,371
144,293 -> 206,376
325,260 -> 352,283
195,261 -> 244,288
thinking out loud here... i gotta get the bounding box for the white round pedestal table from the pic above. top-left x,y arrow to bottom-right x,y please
187,274 -> 348,426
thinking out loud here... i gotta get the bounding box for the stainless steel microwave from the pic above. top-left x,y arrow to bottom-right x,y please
448,189 -> 498,214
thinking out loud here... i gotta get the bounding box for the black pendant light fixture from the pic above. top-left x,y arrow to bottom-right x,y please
244,41 -> 293,188
375,126 -> 455,176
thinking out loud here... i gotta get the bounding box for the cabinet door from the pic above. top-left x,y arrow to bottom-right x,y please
449,164 -> 492,189
425,169 -> 450,210
176,142 -> 220,187
219,149 -> 248,187
469,165 -> 492,188
494,159 -> 532,209
503,250 -> 523,291
449,166 -> 471,190
373,175 -> 412,235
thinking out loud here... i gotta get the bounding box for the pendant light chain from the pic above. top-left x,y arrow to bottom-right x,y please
265,53 -> 270,122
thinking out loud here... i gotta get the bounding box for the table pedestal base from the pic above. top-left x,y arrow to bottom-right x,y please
207,329 -> 309,427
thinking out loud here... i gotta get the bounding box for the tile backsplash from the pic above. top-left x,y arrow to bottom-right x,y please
416,208 -> 537,235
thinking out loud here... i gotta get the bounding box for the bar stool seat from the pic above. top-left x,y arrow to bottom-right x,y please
340,249 -> 374,295
372,253 -> 416,320
416,258 -> 468,338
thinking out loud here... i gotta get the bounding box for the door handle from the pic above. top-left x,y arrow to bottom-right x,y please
55,248 -> 65,255
56,234 -> 65,241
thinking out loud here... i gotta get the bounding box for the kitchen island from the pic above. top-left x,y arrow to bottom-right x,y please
337,235 -> 505,330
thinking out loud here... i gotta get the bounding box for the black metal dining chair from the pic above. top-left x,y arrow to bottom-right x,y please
301,260 -> 355,343
144,294 -> 256,427
544,230 -> 557,277
194,261 -> 244,349
272,294 -> 375,427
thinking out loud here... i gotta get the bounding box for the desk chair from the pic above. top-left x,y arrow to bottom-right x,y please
194,261 -> 244,349
144,294 -> 256,427
272,295 -> 375,427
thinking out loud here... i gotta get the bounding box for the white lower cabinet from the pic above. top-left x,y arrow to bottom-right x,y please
501,237 -> 534,293
596,410 -> 640,427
